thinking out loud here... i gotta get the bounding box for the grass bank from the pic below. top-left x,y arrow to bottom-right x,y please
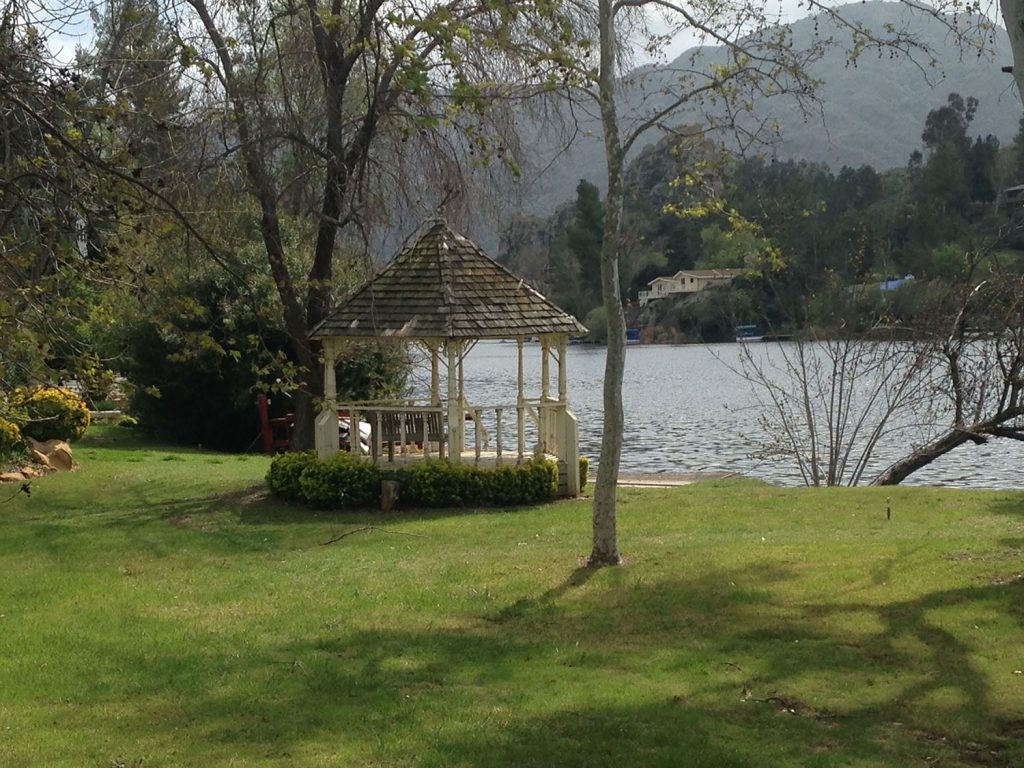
1,427 -> 1022,767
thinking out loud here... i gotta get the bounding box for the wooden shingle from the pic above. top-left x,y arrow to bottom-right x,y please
310,221 -> 587,340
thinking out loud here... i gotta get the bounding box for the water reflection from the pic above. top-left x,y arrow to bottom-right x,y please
420,341 -> 1024,489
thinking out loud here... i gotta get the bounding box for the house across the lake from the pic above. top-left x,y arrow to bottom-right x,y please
638,268 -> 745,307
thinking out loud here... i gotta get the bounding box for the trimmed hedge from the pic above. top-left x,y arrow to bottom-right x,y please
265,451 -> 318,502
266,452 -> 559,509
298,451 -> 382,509
396,457 -> 558,508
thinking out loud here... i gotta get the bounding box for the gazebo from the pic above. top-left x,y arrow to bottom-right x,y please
308,220 -> 588,496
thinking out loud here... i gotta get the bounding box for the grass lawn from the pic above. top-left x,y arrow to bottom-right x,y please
1,427 -> 1023,767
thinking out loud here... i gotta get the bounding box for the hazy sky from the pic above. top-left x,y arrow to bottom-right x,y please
44,0 -> 820,64
638,0 -> 813,62
43,0 -> 1005,67
639,0 -> 1005,63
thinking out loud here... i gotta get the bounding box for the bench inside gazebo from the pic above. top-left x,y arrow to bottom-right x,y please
309,220 -> 587,496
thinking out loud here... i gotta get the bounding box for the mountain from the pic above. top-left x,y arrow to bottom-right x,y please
511,2 -> 1020,216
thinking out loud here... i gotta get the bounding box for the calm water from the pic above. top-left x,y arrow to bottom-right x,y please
442,340 -> 1024,488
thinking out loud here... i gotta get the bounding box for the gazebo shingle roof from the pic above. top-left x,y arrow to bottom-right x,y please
310,221 -> 586,340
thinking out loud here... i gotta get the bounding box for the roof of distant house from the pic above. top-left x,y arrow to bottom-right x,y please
310,220 -> 586,340
647,268 -> 746,286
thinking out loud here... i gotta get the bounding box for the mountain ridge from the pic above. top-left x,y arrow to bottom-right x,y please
512,1 -> 1019,216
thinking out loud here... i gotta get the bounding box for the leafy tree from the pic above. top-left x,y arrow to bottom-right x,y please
921,93 -> 975,151
582,0 -> 845,565
697,225 -> 759,269
10,0 -> 587,449
575,5 -> 994,515
930,243 -> 966,278
967,135 -> 1000,202
565,179 -> 605,310
120,272 -> 289,450
166,0 -> 589,448
1013,115 -> 1024,184
0,1 -> 123,391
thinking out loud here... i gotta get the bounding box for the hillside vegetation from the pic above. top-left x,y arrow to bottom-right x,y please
504,89 -> 1023,341
514,1 -> 1019,213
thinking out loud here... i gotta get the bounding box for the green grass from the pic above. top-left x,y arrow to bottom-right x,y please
2,426 -> 1023,767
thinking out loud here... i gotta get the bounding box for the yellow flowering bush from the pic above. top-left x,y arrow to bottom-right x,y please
12,387 -> 90,442
0,417 -> 23,463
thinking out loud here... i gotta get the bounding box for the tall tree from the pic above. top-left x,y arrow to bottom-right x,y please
1003,0 -> 1024,106
565,179 -> 605,311
581,0 -> 989,564
0,0 -> 120,390
921,92 -> 975,151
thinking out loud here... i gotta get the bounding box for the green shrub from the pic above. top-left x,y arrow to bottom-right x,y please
298,452 -> 381,509
579,456 -> 589,489
0,417 -> 24,464
397,461 -> 468,508
12,387 -> 90,442
397,457 -> 557,508
266,450 -> 318,502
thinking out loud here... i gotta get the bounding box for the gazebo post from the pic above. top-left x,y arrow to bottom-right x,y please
458,344 -> 466,414
541,337 -> 550,400
517,337 -> 525,462
553,334 -> 580,496
446,339 -> 463,462
557,335 -> 567,403
430,342 -> 440,406
315,339 -> 340,459
540,337 -> 551,452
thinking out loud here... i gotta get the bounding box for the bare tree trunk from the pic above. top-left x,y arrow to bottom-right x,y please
872,407 -> 1024,485
589,0 -> 624,567
1002,0 -> 1024,102
871,429 -> 978,485
189,0 -> 321,448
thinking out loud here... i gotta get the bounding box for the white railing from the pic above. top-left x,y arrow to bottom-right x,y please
321,396 -> 580,494
330,398 -> 567,466
335,403 -> 445,461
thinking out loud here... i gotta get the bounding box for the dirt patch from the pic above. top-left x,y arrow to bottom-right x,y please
912,728 -> 1011,767
239,488 -> 270,505
990,572 -> 1023,586
743,691 -> 839,726
996,719 -> 1024,739
945,548 -> 1022,563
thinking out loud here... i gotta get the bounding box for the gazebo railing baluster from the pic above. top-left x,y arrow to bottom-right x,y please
328,400 -> 572,472
473,408 -> 482,465
517,405 -> 526,463
495,407 -> 503,465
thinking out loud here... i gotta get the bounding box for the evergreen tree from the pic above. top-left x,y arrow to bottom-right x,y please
1013,115 -> 1024,184
565,180 -> 605,311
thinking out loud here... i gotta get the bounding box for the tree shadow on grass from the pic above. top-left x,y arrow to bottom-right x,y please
45,562 -> 1023,767
0,486 -> 292,561
237,496 -> 571,526
988,495 -> 1024,520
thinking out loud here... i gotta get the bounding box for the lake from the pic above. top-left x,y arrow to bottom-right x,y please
446,340 -> 1024,489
